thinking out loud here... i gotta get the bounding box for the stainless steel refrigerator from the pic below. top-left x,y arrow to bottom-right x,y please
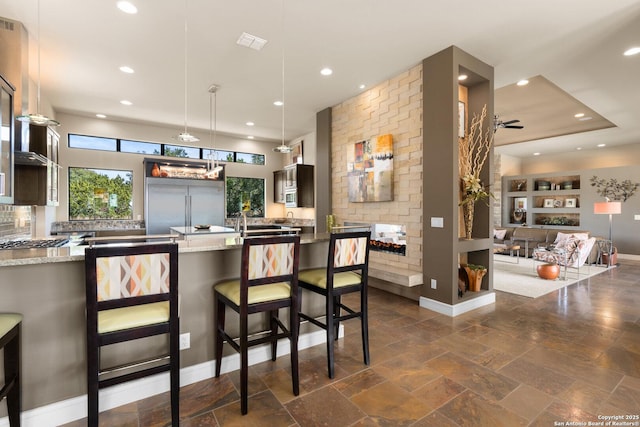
145,177 -> 225,234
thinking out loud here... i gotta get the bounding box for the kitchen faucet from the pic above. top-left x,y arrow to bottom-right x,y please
287,211 -> 294,220
235,211 -> 248,236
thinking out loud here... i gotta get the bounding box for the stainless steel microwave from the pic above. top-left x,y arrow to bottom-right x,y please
284,189 -> 297,208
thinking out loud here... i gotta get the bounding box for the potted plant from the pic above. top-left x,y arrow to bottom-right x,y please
462,263 -> 487,292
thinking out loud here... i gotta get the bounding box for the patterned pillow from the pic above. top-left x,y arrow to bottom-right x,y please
567,237 -> 596,267
494,229 -> 507,240
554,231 -> 589,244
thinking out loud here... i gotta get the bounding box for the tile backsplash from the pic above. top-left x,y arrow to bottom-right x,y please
0,205 -> 32,241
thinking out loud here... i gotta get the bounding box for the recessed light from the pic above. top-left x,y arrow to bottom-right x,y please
574,113 -> 584,118
273,101 -> 283,106
320,68 -> 333,76
359,84 -> 366,90
623,47 -> 640,56
246,121 -> 254,126
458,74 -> 468,81
578,116 -> 593,121
247,136 -> 254,139
517,79 -> 529,86
120,100 -> 132,106
119,66 -> 134,74
576,147 -> 582,150
96,114 -> 107,119
533,152 -> 540,156
117,1 -> 137,14
597,143 -> 606,147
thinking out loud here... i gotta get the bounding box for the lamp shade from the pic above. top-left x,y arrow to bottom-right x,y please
593,201 -> 622,215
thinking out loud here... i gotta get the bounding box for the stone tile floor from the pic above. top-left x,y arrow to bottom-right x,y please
63,260 -> 640,426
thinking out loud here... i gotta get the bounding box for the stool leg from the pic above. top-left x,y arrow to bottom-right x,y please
270,309 -> 278,361
325,292 -> 335,379
333,296 -> 340,341
240,309 -> 249,415
289,298 -> 299,396
87,329 -> 99,427
214,294 -> 225,377
170,316 -> 180,426
361,285 -> 370,366
5,324 -> 21,427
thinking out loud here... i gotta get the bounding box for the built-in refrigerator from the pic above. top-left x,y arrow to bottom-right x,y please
145,177 -> 225,234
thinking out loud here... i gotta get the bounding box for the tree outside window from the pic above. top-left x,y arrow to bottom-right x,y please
226,177 -> 265,218
69,168 -> 133,220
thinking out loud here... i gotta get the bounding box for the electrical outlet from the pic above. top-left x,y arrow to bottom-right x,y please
430,279 -> 437,289
180,333 -> 190,350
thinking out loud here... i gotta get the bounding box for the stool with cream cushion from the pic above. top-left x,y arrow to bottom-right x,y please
0,313 -> 22,426
214,235 -> 301,415
84,242 -> 179,427
298,230 -> 371,379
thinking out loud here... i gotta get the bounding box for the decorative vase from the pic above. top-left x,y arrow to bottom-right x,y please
536,263 -> 560,280
151,163 -> 161,177
462,202 -> 474,240
463,265 -> 486,292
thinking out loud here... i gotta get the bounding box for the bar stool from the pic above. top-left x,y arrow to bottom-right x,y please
0,313 -> 22,426
298,230 -> 371,378
214,235 -> 301,415
84,242 -> 180,426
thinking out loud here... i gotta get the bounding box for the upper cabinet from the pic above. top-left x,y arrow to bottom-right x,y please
14,124 -> 60,206
0,75 -> 15,204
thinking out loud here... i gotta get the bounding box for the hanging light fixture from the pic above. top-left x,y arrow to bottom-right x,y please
173,0 -> 199,143
204,84 -> 223,178
273,0 -> 292,154
17,0 -> 60,127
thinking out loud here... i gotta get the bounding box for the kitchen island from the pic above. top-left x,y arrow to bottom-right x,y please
0,234 -> 330,419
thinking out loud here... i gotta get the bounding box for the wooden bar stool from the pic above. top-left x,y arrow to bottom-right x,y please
0,313 -> 22,427
84,242 -> 180,426
298,231 -> 371,378
214,235 -> 301,415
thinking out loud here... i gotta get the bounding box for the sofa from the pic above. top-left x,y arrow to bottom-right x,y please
493,226 -> 606,264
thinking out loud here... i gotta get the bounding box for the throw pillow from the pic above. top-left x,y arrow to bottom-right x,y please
554,231 -> 589,244
494,229 -> 507,240
568,237 -> 596,268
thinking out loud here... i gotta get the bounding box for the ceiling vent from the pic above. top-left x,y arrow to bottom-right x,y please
236,32 -> 267,51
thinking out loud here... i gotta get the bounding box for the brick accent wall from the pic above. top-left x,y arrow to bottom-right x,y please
331,64 -> 423,272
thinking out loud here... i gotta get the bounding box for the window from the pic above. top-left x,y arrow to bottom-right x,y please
69,167 -> 133,220
120,139 -> 161,155
226,177 -> 265,218
68,133 -> 265,165
163,145 -> 200,159
69,135 -> 117,151
236,151 -> 265,165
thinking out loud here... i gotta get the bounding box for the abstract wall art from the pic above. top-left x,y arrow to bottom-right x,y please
347,134 -> 394,202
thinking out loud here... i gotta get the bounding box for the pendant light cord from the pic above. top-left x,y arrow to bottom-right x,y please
36,0 -> 42,114
183,0 -> 188,133
281,0 -> 285,147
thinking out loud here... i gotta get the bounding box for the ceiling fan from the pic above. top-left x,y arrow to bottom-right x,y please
494,115 -> 524,132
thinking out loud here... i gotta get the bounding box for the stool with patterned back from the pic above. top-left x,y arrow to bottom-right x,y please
298,230 -> 371,379
213,235 -> 301,415
0,313 -> 21,426
84,242 -> 179,426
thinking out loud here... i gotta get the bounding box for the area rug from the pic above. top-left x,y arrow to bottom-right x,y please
492,254 -> 610,298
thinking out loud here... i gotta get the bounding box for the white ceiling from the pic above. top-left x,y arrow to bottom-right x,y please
1,0 -> 639,158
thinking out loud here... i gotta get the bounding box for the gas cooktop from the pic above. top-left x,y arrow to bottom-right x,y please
0,239 -> 70,250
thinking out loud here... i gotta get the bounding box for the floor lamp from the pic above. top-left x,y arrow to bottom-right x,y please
593,200 -> 621,266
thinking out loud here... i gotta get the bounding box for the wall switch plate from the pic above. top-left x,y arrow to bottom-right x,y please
430,279 -> 437,289
180,333 -> 190,350
635,214 -> 640,221
430,217 -> 444,228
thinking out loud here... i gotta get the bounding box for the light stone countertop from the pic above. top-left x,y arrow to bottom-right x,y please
0,233 -> 328,267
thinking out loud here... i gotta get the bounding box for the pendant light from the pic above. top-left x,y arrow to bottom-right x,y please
17,0 -> 60,127
173,0 -> 199,143
204,84 -> 223,178
273,0 -> 292,154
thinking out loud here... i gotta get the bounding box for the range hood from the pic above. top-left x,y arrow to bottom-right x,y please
14,151 -> 48,166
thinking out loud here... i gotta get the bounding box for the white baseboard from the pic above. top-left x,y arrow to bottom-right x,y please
419,292 -> 496,317
618,253 -> 640,261
0,328 -> 337,427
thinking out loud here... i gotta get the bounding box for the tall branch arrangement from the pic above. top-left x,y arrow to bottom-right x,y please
459,104 -> 493,206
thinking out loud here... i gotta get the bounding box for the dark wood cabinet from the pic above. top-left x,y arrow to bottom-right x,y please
274,164 -> 314,207
14,124 -> 59,206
